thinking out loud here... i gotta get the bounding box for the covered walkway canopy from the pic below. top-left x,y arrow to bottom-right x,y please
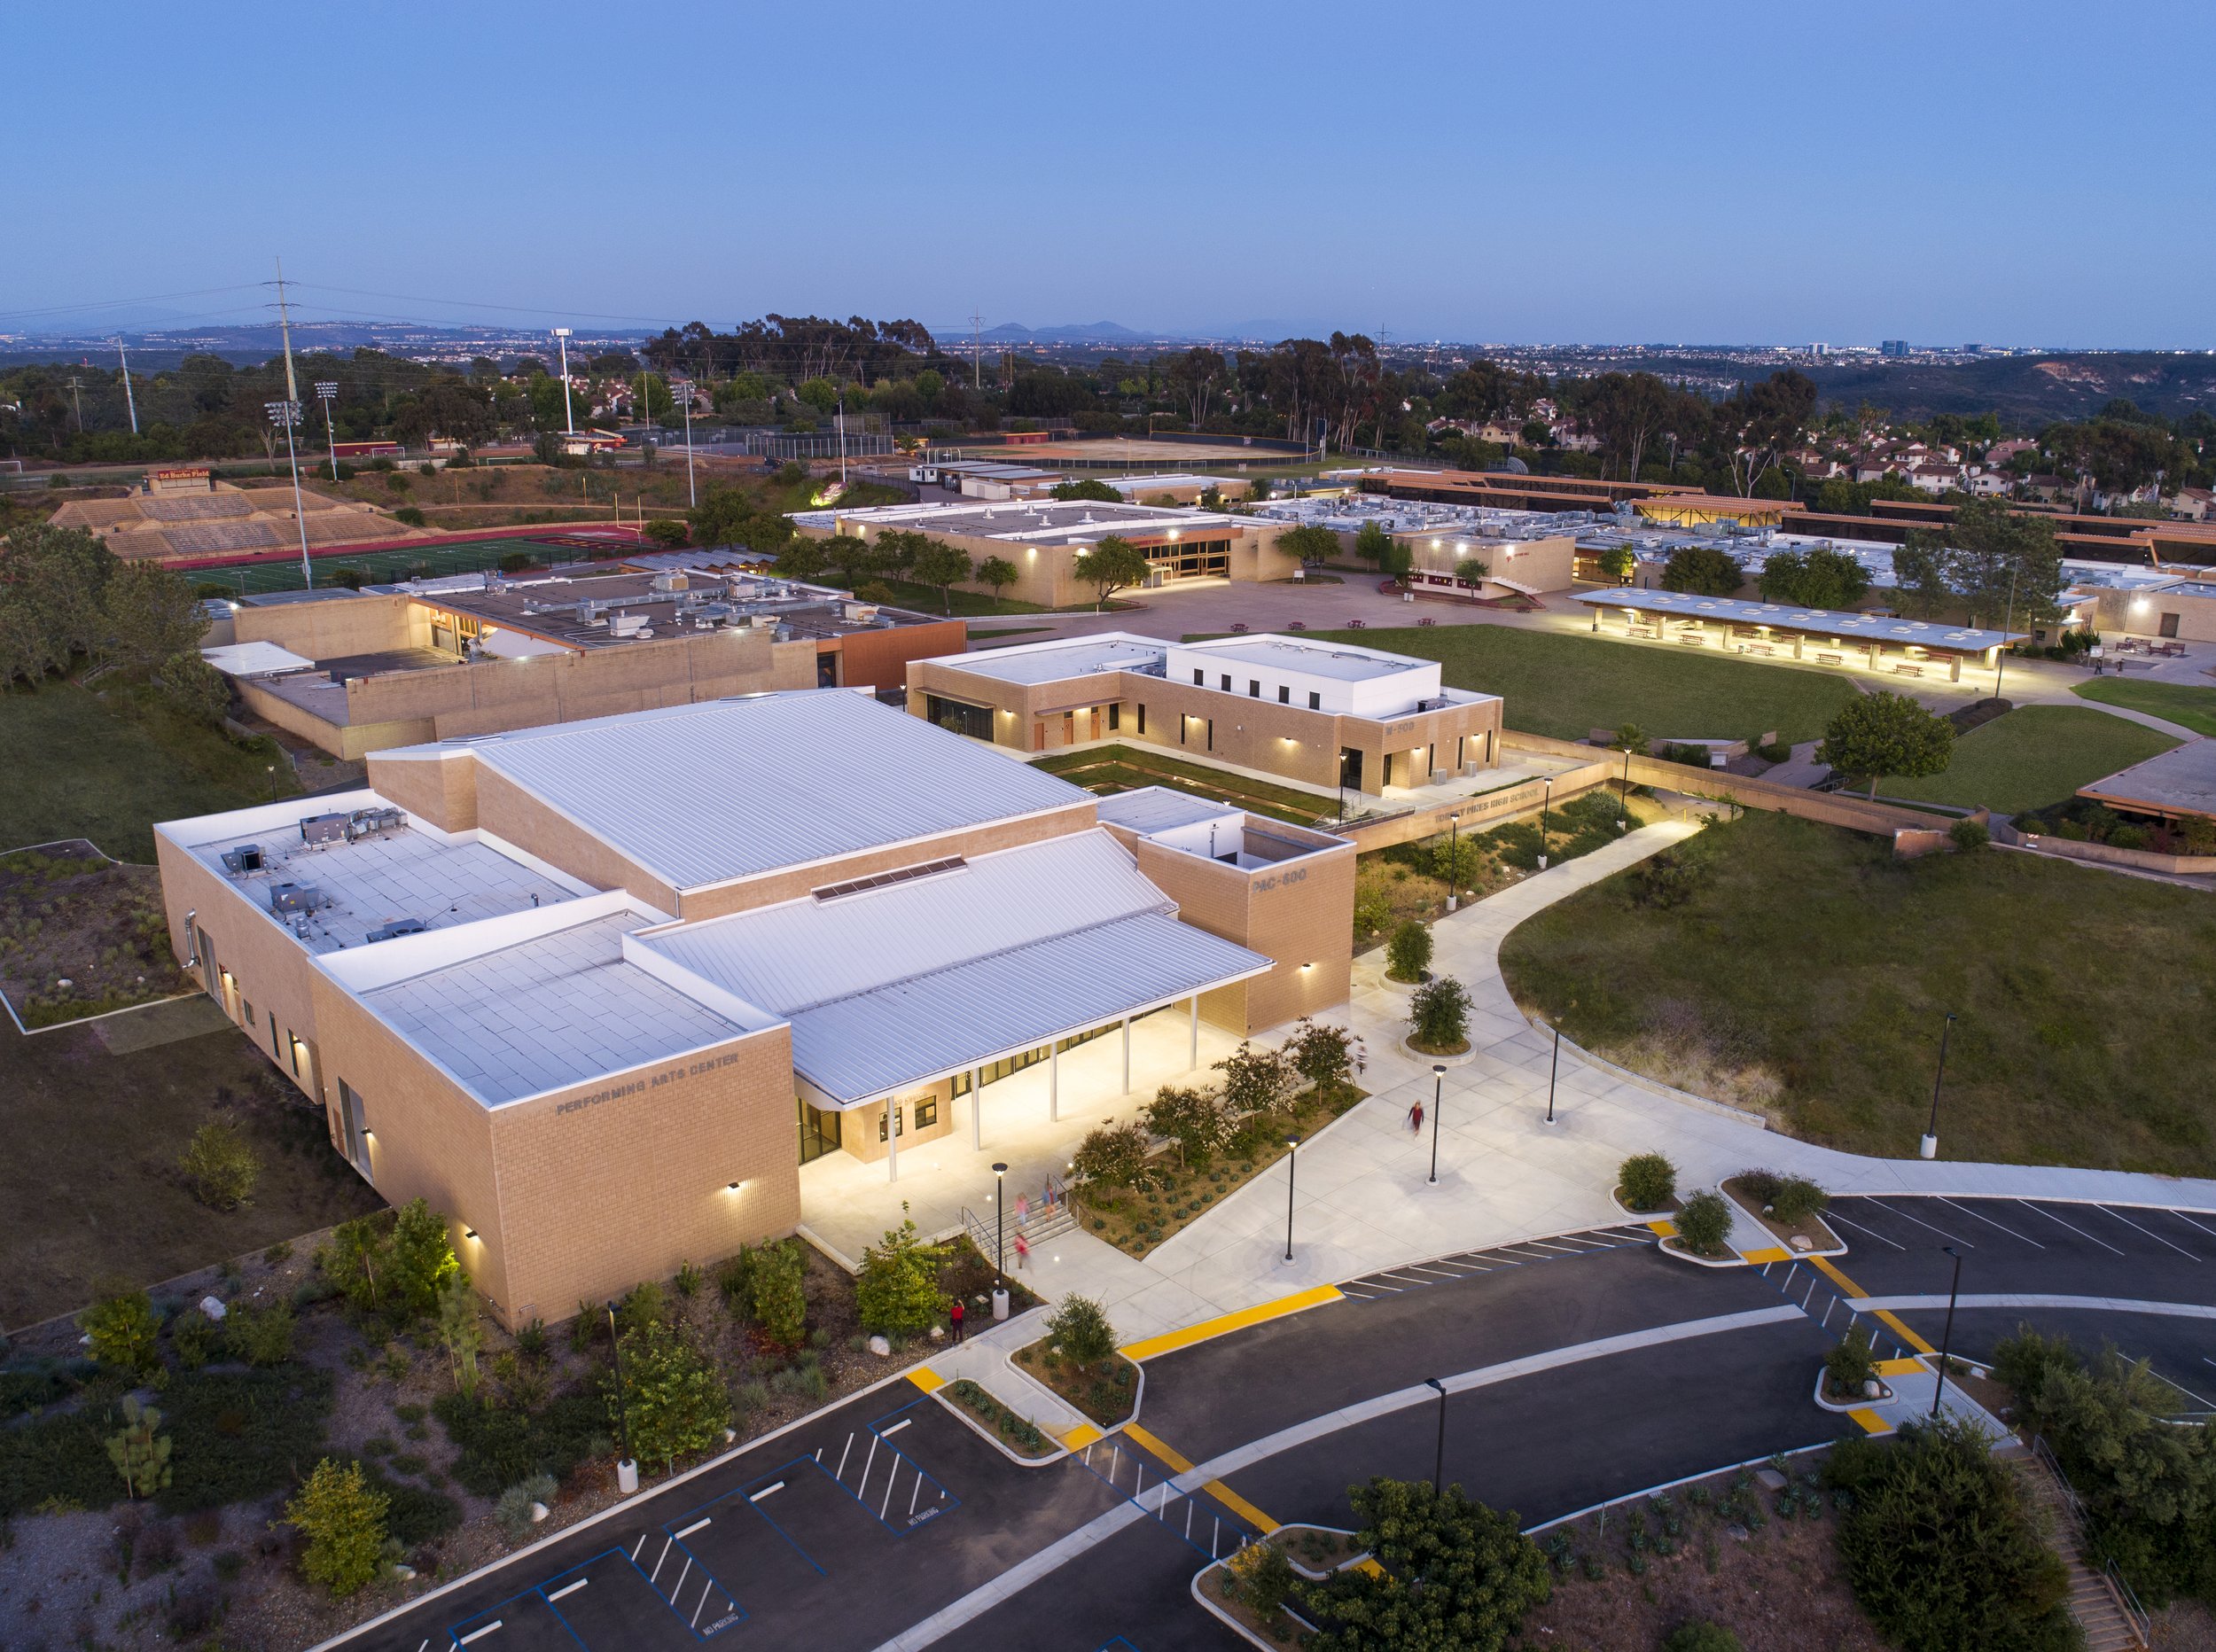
1631,494 -> 1797,528
1572,588 -> 2025,682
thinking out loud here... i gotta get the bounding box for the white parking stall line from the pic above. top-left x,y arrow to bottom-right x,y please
675,1517 -> 712,1539
749,1482 -> 785,1503
1827,1212 -> 1907,1251
691,1578 -> 713,1630
1212,1516 -> 1221,1557
1399,1264 -> 1464,1279
881,1417 -> 913,1438
1374,1271 -> 1435,1286
1423,1258 -> 1487,1274
880,1469 -> 895,1523
672,1557 -> 692,1601
1930,1197 -> 2042,1246
2099,1206 -> 2201,1260
2017,1200 -> 2128,1256
1868,1197 -> 1975,1247
2172,1210 -> 2216,1241
910,1469 -> 925,1519
547,1579 -> 588,1603
629,1533 -> 646,1562
859,1434 -> 882,1499
459,1623 -> 503,1645
835,1432 -> 855,1483
650,1536 -> 673,1584
1799,1274 -> 1820,1312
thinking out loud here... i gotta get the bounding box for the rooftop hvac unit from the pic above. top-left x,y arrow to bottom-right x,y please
650,571 -> 690,594
220,844 -> 264,875
610,612 -> 647,637
347,807 -> 404,839
299,813 -> 350,845
269,881 -> 321,915
364,917 -> 428,943
574,599 -> 602,623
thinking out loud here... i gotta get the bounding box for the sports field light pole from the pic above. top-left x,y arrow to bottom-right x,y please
605,1301 -> 638,1492
1426,1377 -> 1447,1495
315,382 -> 339,479
552,328 -> 576,433
1429,1063 -> 1447,1184
1921,1011 -> 1956,1160
1930,1245 -> 1963,1420
266,399 -> 314,590
1282,1135 -> 1301,1263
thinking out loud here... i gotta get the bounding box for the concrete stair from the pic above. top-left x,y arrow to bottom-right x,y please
2004,1450 -> 2145,1651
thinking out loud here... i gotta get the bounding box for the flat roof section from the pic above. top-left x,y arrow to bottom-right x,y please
813,498 -> 1270,547
187,816 -> 581,954
1093,786 -> 1242,836
1572,588 -> 2025,651
1182,635 -> 1424,683
363,911 -> 745,1107
386,690 -> 1093,892
2079,738 -> 2216,821
925,635 -> 1167,686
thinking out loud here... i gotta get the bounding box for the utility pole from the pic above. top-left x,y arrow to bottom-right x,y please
553,328 -> 576,433
274,255 -> 300,405
116,342 -> 138,434
969,309 -> 984,390
682,387 -> 697,509
65,375 -> 84,431
269,255 -> 312,590
837,385 -> 847,487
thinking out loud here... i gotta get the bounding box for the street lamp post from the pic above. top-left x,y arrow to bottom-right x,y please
1537,777 -> 1554,869
1545,1023 -> 1562,1125
1931,1246 -> 1964,1420
1428,1063 -> 1446,1184
991,1161 -> 1010,1321
1922,1011 -> 1956,1160
266,764 -> 277,802
1994,557 -> 2022,705
1426,1376 -> 1447,1495
605,1301 -> 638,1492
1445,812 -> 1463,911
1283,1135 -> 1301,1263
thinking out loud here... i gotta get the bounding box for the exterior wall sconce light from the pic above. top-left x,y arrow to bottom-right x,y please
726,1181 -> 742,1193
462,1227 -> 479,1241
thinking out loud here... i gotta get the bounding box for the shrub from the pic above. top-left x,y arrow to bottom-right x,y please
1213,1041 -> 1293,1118
854,1211 -> 949,1336
1735,1168 -> 1783,1205
393,506 -> 427,527
749,1240 -> 808,1349
1664,1625 -> 1744,1652
1835,1418 -> 2072,1650
1408,976 -> 1472,1051
1385,919 -> 1432,983
1144,1084 -> 1229,1166
222,1301 -> 295,1367
169,1308 -> 220,1370
496,550 -> 538,573
80,1286 -> 160,1375
1618,1153 -> 1676,1212
106,1397 -> 173,1499
1949,819 -> 1990,851
176,1118 -> 260,1211
1071,1120 -> 1156,1190
433,1388 -> 609,1497
1224,1536 -> 1300,1619
1825,1327 -> 1876,1397
1044,1296 -> 1116,1367
1632,846 -> 1711,909
1674,1191 -> 1731,1256
1660,742 -> 1714,768
1284,1017 -> 1354,1095
613,1319 -> 730,1476
493,1472 -> 558,1542
1306,1478 -> 1550,1651
437,1273 -> 483,1396
2110,824 -> 2150,851
285,1459 -> 388,1597
1770,1175 -> 1830,1224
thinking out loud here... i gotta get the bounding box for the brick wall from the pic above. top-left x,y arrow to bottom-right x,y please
367,752 -> 480,833
235,592 -> 420,658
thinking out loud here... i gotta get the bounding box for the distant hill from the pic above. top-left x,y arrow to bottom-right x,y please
1804,352 -> 2216,426
971,321 -> 1148,344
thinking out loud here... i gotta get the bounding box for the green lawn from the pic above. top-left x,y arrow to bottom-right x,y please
1885,705 -> 2178,814
2074,678 -> 2216,737
1032,744 -> 1334,825
1500,811 -> 2216,1177
0,682 -> 299,863
872,577 -> 1051,617
1298,625 -> 1860,744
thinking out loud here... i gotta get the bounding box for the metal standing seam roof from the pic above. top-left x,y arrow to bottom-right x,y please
631,830 -> 1177,1016
1570,588 -> 2024,651
362,911 -> 745,1107
787,912 -> 1271,1103
378,690 -> 1092,891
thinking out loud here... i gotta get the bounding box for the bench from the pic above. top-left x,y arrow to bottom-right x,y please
1229,622 -> 1249,633
1286,620 -> 1307,631
1346,618 -> 1367,628
1677,635 -> 1705,647
1416,616 -> 1436,627
1816,651 -> 1845,665
1891,663 -> 1923,677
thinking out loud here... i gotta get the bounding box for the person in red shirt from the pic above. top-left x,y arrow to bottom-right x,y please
949,1297 -> 965,1343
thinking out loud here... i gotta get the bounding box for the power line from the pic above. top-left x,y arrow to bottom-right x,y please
0,283 -> 267,323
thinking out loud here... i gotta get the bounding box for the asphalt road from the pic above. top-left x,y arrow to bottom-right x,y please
328,1199 -> 2214,1652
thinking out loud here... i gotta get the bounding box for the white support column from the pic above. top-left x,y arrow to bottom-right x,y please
1049,1043 -> 1059,1121
1190,995 -> 1199,1069
971,1068 -> 983,1149
886,1103 -> 898,1183
1121,1015 -> 1131,1092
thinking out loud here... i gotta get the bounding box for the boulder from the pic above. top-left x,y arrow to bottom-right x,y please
200,1295 -> 228,1320
868,1335 -> 892,1357
529,1501 -> 550,1523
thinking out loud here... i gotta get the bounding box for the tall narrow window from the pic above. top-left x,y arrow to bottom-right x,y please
1308,691 -> 1321,710
1278,685 -> 1290,704
1108,703 -> 1120,732
1248,680 -> 1260,698
1219,674 -> 1231,691
1192,668 -> 1204,685
338,1080 -> 371,1173
1137,703 -> 1147,736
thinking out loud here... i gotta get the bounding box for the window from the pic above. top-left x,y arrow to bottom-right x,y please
878,1103 -> 905,1142
1192,668 -> 1204,685
925,694 -> 994,742
1219,674 -> 1231,691
241,995 -> 254,1029
269,1012 -> 279,1052
1248,680 -> 1260,698
1137,703 -> 1147,736
337,1080 -> 371,1173
797,1098 -> 841,1164
915,1097 -> 939,1128
1308,691 -> 1321,711
1108,703 -> 1120,732
1178,713 -> 1186,746
1278,685 -> 1290,704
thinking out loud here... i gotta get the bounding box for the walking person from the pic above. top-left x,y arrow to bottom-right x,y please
1354,1039 -> 1368,1081
949,1297 -> 965,1344
1408,1097 -> 1424,1135
1016,1191 -> 1031,1232
1014,1232 -> 1031,1272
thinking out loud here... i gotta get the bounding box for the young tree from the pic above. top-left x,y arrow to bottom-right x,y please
1071,1120 -> 1156,1190
1072,535 -> 1151,611
1213,1041 -> 1291,1118
1353,520 -> 1393,570
976,554 -> 1019,608
286,1458 -> 390,1597
1598,543 -> 1635,584
823,534 -> 885,590
80,1285 -> 160,1375
223,1300 -> 297,1366
1284,1017 -> 1354,1096
1659,544 -> 1744,596
157,652 -> 232,726
1891,531 -> 1955,619
1043,1295 -> 1117,1367
102,561 -> 208,677
106,1396 -> 173,1499
1143,1084 -> 1229,1167
774,537 -> 829,582
1815,690 -> 1955,799
854,1209 -> 949,1336
907,538 -> 973,614
177,1118 -> 259,1209
387,1198 -> 462,1321
1385,919 -> 1432,983
616,1320 -> 730,1477
1409,976 -> 1472,1051
1306,1478 -> 1551,1652
437,1271 -> 483,1397
749,1239 -> 808,1349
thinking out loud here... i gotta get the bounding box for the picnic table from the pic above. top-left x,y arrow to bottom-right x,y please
1286,620 -> 1307,631
1676,635 -> 1705,648
1229,622 -> 1249,633
1416,616 -> 1436,627
1892,663 -> 1924,677
1816,651 -> 1845,665
1744,642 -> 1775,656
1346,618 -> 1368,628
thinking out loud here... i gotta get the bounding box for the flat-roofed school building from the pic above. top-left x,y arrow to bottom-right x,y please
908,630 -> 1503,798
794,498 -> 1302,608
154,690 -> 1346,1327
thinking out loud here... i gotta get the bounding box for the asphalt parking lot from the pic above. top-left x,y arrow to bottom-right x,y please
334,1200 -> 2214,1652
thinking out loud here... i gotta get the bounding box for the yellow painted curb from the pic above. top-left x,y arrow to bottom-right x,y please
1205,1477 -> 1279,1534
1874,1357 -> 1927,1377
1809,1255 -> 1937,1356
1740,1246 -> 1791,1265
1123,1422 -> 1195,1474
1118,1285 -> 1343,1363
1057,1422 -> 1104,1453
1847,1407 -> 1893,1436
1646,1218 -> 1678,1238
907,1366 -> 948,1393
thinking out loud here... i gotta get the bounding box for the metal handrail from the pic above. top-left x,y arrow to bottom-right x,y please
2031,1434 -> 2151,1647
2106,1561 -> 2152,1642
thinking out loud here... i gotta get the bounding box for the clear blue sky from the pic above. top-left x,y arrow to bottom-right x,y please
7,0 -> 2211,347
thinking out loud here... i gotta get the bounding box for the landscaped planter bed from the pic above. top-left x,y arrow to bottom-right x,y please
940,1377 -> 1055,1459
1012,1339 -> 1140,1430
1721,1173 -> 1844,1255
